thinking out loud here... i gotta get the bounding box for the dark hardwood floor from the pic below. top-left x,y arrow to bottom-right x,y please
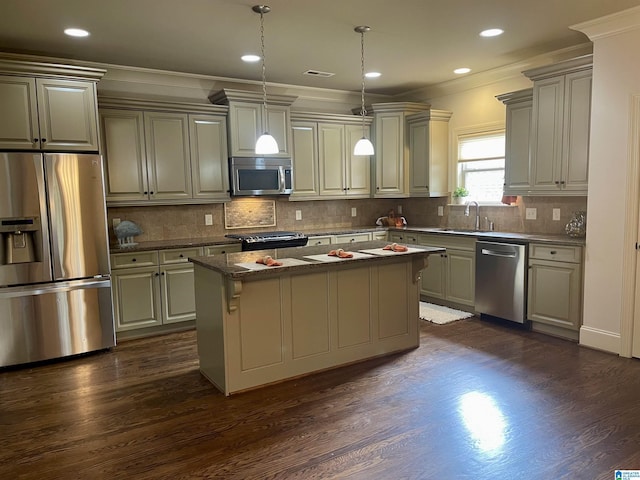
2,317 -> 639,479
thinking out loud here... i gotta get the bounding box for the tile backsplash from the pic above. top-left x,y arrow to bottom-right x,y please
107,195 -> 588,244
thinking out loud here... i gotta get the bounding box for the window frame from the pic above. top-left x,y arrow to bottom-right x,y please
455,126 -> 506,205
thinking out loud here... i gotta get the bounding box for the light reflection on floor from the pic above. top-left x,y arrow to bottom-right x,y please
458,391 -> 507,454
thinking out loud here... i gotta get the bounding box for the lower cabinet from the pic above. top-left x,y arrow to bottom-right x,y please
418,234 -> 475,309
111,243 -> 241,337
527,243 -> 583,340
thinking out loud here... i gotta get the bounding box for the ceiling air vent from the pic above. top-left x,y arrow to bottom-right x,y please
303,70 -> 335,78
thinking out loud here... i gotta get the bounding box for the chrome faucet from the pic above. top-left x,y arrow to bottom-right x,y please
465,200 -> 480,230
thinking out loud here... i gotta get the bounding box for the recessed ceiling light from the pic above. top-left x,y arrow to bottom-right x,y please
365,72 -> 381,79
454,67 -> 471,75
241,54 -> 261,63
64,28 -> 89,38
480,28 -> 503,37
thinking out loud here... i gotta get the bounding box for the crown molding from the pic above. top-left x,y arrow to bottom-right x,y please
571,5 -> 640,41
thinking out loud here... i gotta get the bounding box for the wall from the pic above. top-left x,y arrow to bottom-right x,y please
572,7 -> 640,355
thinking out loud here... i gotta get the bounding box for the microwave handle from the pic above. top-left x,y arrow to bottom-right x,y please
280,166 -> 286,192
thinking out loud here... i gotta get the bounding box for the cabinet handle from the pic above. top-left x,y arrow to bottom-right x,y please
550,251 -> 557,255
41,138 -> 47,143
554,181 -> 560,185
560,181 -> 565,185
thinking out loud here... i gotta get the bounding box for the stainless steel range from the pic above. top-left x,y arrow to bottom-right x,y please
225,231 -> 308,251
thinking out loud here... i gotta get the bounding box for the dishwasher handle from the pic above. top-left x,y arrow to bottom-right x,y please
481,248 -> 517,258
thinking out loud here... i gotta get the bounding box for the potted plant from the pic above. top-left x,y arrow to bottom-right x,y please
452,186 -> 469,205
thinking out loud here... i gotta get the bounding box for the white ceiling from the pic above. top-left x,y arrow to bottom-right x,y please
1,0 -> 640,96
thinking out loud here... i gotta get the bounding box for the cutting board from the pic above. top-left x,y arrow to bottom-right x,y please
303,251 -> 375,263
235,258 -> 311,271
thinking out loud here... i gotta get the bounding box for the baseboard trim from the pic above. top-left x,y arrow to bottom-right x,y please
579,325 -> 620,354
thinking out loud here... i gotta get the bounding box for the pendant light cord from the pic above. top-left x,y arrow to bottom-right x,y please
259,9 -> 269,133
360,29 -> 366,136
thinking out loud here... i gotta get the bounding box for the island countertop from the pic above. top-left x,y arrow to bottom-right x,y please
189,240 -> 444,280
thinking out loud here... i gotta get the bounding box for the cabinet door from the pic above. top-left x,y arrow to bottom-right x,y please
527,259 -> 582,330
420,252 -> 446,300
375,112 -> 405,197
228,103 -> 260,156
318,123 -> 346,196
100,109 -> 149,202
144,112 -> 192,200
161,264 -> 197,324
189,114 -> 229,200
112,266 -> 162,331
0,75 -> 39,150
345,124 -> 371,196
291,122 -> 320,197
445,249 -> 475,307
531,76 -> 564,191
36,78 -> 99,151
561,71 -> 591,193
504,100 -> 532,194
408,119 -> 429,195
266,105 -> 290,157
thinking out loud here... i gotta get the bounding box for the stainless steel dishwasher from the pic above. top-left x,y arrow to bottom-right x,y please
475,241 -> 528,324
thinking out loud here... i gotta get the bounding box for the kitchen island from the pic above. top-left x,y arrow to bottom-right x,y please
190,241 -> 444,395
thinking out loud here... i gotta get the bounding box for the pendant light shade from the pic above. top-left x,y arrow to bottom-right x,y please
253,5 -> 279,155
255,133 -> 279,154
354,25 -> 374,156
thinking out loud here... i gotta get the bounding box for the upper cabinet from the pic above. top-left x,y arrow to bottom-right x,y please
498,89 -> 533,195
371,103 -> 451,198
521,55 -> 592,196
209,89 -> 297,158
0,58 -> 105,152
290,112 -> 372,200
99,97 -> 229,206
407,110 -> 452,197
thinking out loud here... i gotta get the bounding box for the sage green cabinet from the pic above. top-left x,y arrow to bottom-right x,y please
99,99 -> 229,205
371,103 -> 451,198
524,56 -> 592,195
291,113 -> 372,200
0,75 -> 99,151
111,247 -> 203,333
498,89 -> 533,195
527,243 -> 583,339
418,234 -> 475,308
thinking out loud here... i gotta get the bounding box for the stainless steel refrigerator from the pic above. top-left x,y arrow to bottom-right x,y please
0,152 -> 115,368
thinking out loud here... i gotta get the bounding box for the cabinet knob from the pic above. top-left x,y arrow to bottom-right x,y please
33,138 -> 38,143
155,272 -> 159,277
150,191 -> 154,195
41,138 -> 47,143
560,181 -> 565,185
179,254 -> 184,258
554,181 -> 560,185
550,251 -> 557,255
131,258 -> 137,262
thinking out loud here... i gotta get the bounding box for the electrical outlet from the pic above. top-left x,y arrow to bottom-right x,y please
351,207 -> 357,217
295,210 -> 302,221
437,206 -> 444,217
112,218 -> 121,228
205,214 -> 213,226
553,208 -> 561,221
397,205 -> 403,214
525,208 -> 537,220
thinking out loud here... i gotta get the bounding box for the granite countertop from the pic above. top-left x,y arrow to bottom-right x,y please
391,227 -> 586,246
189,240 -> 444,280
109,236 -> 240,254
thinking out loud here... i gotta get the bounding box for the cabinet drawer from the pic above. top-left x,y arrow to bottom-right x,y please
111,251 -> 159,269
160,247 -> 203,264
334,233 -> 371,244
308,236 -> 332,246
529,243 -> 581,263
389,232 -> 419,244
203,244 -> 241,256
418,234 -> 476,252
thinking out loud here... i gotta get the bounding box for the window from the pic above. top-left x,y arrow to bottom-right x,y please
457,131 -> 505,203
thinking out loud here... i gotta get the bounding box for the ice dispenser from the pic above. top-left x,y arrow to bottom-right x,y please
0,218 -> 39,265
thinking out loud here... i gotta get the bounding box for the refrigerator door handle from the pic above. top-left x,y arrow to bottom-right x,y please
0,278 -> 111,299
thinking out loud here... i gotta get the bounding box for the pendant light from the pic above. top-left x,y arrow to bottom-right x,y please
253,5 -> 279,155
353,25 -> 375,156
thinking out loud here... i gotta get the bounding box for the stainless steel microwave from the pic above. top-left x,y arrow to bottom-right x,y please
229,157 -> 293,196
